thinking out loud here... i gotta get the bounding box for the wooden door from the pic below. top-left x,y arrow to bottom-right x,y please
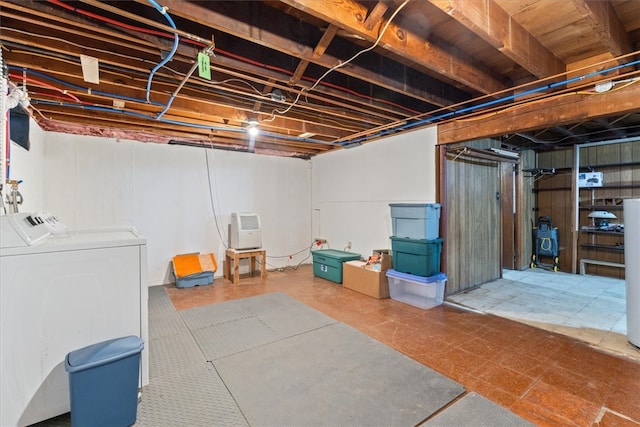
444,142 -> 502,295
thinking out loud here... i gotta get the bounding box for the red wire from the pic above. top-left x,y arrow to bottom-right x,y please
45,0 -> 421,115
8,73 -> 81,102
29,91 -> 91,105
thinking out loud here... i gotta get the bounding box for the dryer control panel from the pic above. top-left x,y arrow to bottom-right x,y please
0,211 -> 68,247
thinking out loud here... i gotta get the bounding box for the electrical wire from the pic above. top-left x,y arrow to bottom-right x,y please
341,56 -> 640,146
202,142 -> 320,267
263,0 -> 411,122
1,27 -> 157,66
156,43 -> 215,119
7,66 -> 166,106
8,65 -> 352,143
203,145 -> 230,251
7,72 -> 79,103
44,0 -> 422,116
31,99 -> 335,145
5,43 -> 403,132
27,0 -> 640,148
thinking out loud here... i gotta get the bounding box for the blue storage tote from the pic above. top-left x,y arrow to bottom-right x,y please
390,203 -> 441,240
390,236 -> 443,277
312,249 -> 361,283
176,271 -> 214,288
65,336 -> 144,427
173,253 -> 217,288
386,270 -> 447,310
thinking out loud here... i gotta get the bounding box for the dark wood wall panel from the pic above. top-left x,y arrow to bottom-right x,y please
577,140 -> 640,278
444,140 -> 501,295
535,148 -> 574,272
534,140 -> 639,278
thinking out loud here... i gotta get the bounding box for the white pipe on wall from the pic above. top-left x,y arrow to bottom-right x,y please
1,49 -> 7,200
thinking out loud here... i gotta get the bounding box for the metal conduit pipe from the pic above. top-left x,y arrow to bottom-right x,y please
156,44 -> 215,120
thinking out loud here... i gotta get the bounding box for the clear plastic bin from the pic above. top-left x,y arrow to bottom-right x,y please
386,270 -> 447,310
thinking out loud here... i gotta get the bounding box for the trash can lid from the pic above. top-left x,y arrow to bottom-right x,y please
65,336 -> 144,372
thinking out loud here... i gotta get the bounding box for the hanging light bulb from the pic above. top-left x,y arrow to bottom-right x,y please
247,120 -> 259,137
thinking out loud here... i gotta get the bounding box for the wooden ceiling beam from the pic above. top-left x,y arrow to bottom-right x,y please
280,0 -> 508,94
290,24 -> 339,86
4,39 -> 382,137
427,0 -> 565,78
7,1 -> 415,123
363,2 -> 388,31
0,1 -> 177,56
136,0 -> 465,107
438,82 -> 640,144
571,0 -> 633,57
37,108 -> 333,154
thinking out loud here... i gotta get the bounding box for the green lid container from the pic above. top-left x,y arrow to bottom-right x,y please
311,249 -> 361,283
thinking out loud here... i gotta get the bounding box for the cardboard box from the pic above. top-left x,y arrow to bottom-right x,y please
371,249 -> 393,271
343,261 -> 390,299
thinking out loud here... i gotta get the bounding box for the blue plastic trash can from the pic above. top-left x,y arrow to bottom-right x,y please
65,336 -> 144,427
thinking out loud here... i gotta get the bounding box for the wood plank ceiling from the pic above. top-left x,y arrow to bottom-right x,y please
2,0 -> 640,158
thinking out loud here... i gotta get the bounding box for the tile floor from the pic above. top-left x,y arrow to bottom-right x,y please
167,265 -> 640,427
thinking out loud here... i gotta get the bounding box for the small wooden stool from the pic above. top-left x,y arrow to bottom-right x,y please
224,248 -> 266,284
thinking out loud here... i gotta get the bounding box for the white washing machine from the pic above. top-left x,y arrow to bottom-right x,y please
0,212 -> 149,427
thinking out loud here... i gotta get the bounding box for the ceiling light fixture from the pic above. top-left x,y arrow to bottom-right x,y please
247,120 -> 259,137
270,89 -> 286,103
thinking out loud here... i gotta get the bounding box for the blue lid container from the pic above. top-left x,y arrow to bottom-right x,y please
66,335 -> 144,372
386,269 -> 447,283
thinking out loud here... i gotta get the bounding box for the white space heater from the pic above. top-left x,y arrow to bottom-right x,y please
229,212 -> 262,250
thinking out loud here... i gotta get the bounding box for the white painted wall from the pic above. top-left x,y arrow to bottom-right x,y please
310,126 -> 438,257
5,119 -> 45,213
8,119 -> 311,285
8,119 -> 437,285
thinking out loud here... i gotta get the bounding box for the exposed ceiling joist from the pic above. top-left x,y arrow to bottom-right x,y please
280,0 -> 508,94
2,0 -> 640,157
571,0 -> 633,57
428,0 -> 565,78
437,81 -> 640,145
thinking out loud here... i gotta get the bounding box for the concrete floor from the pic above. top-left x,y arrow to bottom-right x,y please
165,265 -> 640,426
447,268 -> 639,362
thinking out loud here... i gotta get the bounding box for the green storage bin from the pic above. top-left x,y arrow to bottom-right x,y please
390,237 -> 443,277
312,249 -> 361,283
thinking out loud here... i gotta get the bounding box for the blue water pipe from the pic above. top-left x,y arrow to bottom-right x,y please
145,0 -> 179,104
342,57 -> 640,146
7,66 -> 165,107
33,100 -> 329,144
